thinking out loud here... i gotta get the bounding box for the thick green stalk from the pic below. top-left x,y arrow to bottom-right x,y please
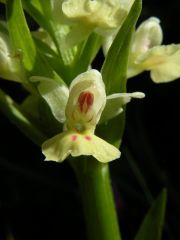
71,157 -> 121,240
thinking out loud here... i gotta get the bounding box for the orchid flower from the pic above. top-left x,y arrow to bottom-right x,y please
127,17 -> 180,83
60,0 -> 135,48
0,30 -> 23,82
31,69 -> 144,163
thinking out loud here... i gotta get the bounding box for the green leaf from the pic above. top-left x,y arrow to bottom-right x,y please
6,0 -> 37,73
134,189 -> 167,240
32,31 -> 71,81
0,89 -> 47,145
6,0 -> 66,89
98,0 -> 142,147
22,0 -> 77,66
22,0 -> 60,53
33,35 -> 58,57
102,0 -> 142,94
70,33 -> 102,81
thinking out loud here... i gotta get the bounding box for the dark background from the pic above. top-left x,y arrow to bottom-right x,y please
0,0 -> 180,239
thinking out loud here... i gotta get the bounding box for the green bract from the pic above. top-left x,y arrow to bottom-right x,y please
0,30 -> 24,82
32,69 -> 144,163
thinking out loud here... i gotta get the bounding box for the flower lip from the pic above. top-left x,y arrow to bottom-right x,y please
78,91 -> 94,114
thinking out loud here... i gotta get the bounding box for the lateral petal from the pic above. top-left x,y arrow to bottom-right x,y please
100,92 -> 145,123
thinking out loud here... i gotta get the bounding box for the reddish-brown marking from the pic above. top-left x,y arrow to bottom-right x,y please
84,135 -> 92,141
78,91 -> 94,113
71,135 -> 77,141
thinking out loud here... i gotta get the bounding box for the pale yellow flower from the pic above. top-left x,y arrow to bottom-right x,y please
61,0 -> 135,47
128,17 -> 180,83
31,69 -> 144,163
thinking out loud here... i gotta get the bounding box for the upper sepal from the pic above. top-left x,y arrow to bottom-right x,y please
131,17 -> 163,55
30,76 -> 69,123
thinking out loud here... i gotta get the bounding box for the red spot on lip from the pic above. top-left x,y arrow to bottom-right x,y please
78,91 -> 94,113
71,135 -> 77,141
84,135 -> 92,141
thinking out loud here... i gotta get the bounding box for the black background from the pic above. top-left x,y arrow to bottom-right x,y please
0,0 -> 180,239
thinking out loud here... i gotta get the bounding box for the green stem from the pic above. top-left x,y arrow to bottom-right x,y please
71,157 -> 122,240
